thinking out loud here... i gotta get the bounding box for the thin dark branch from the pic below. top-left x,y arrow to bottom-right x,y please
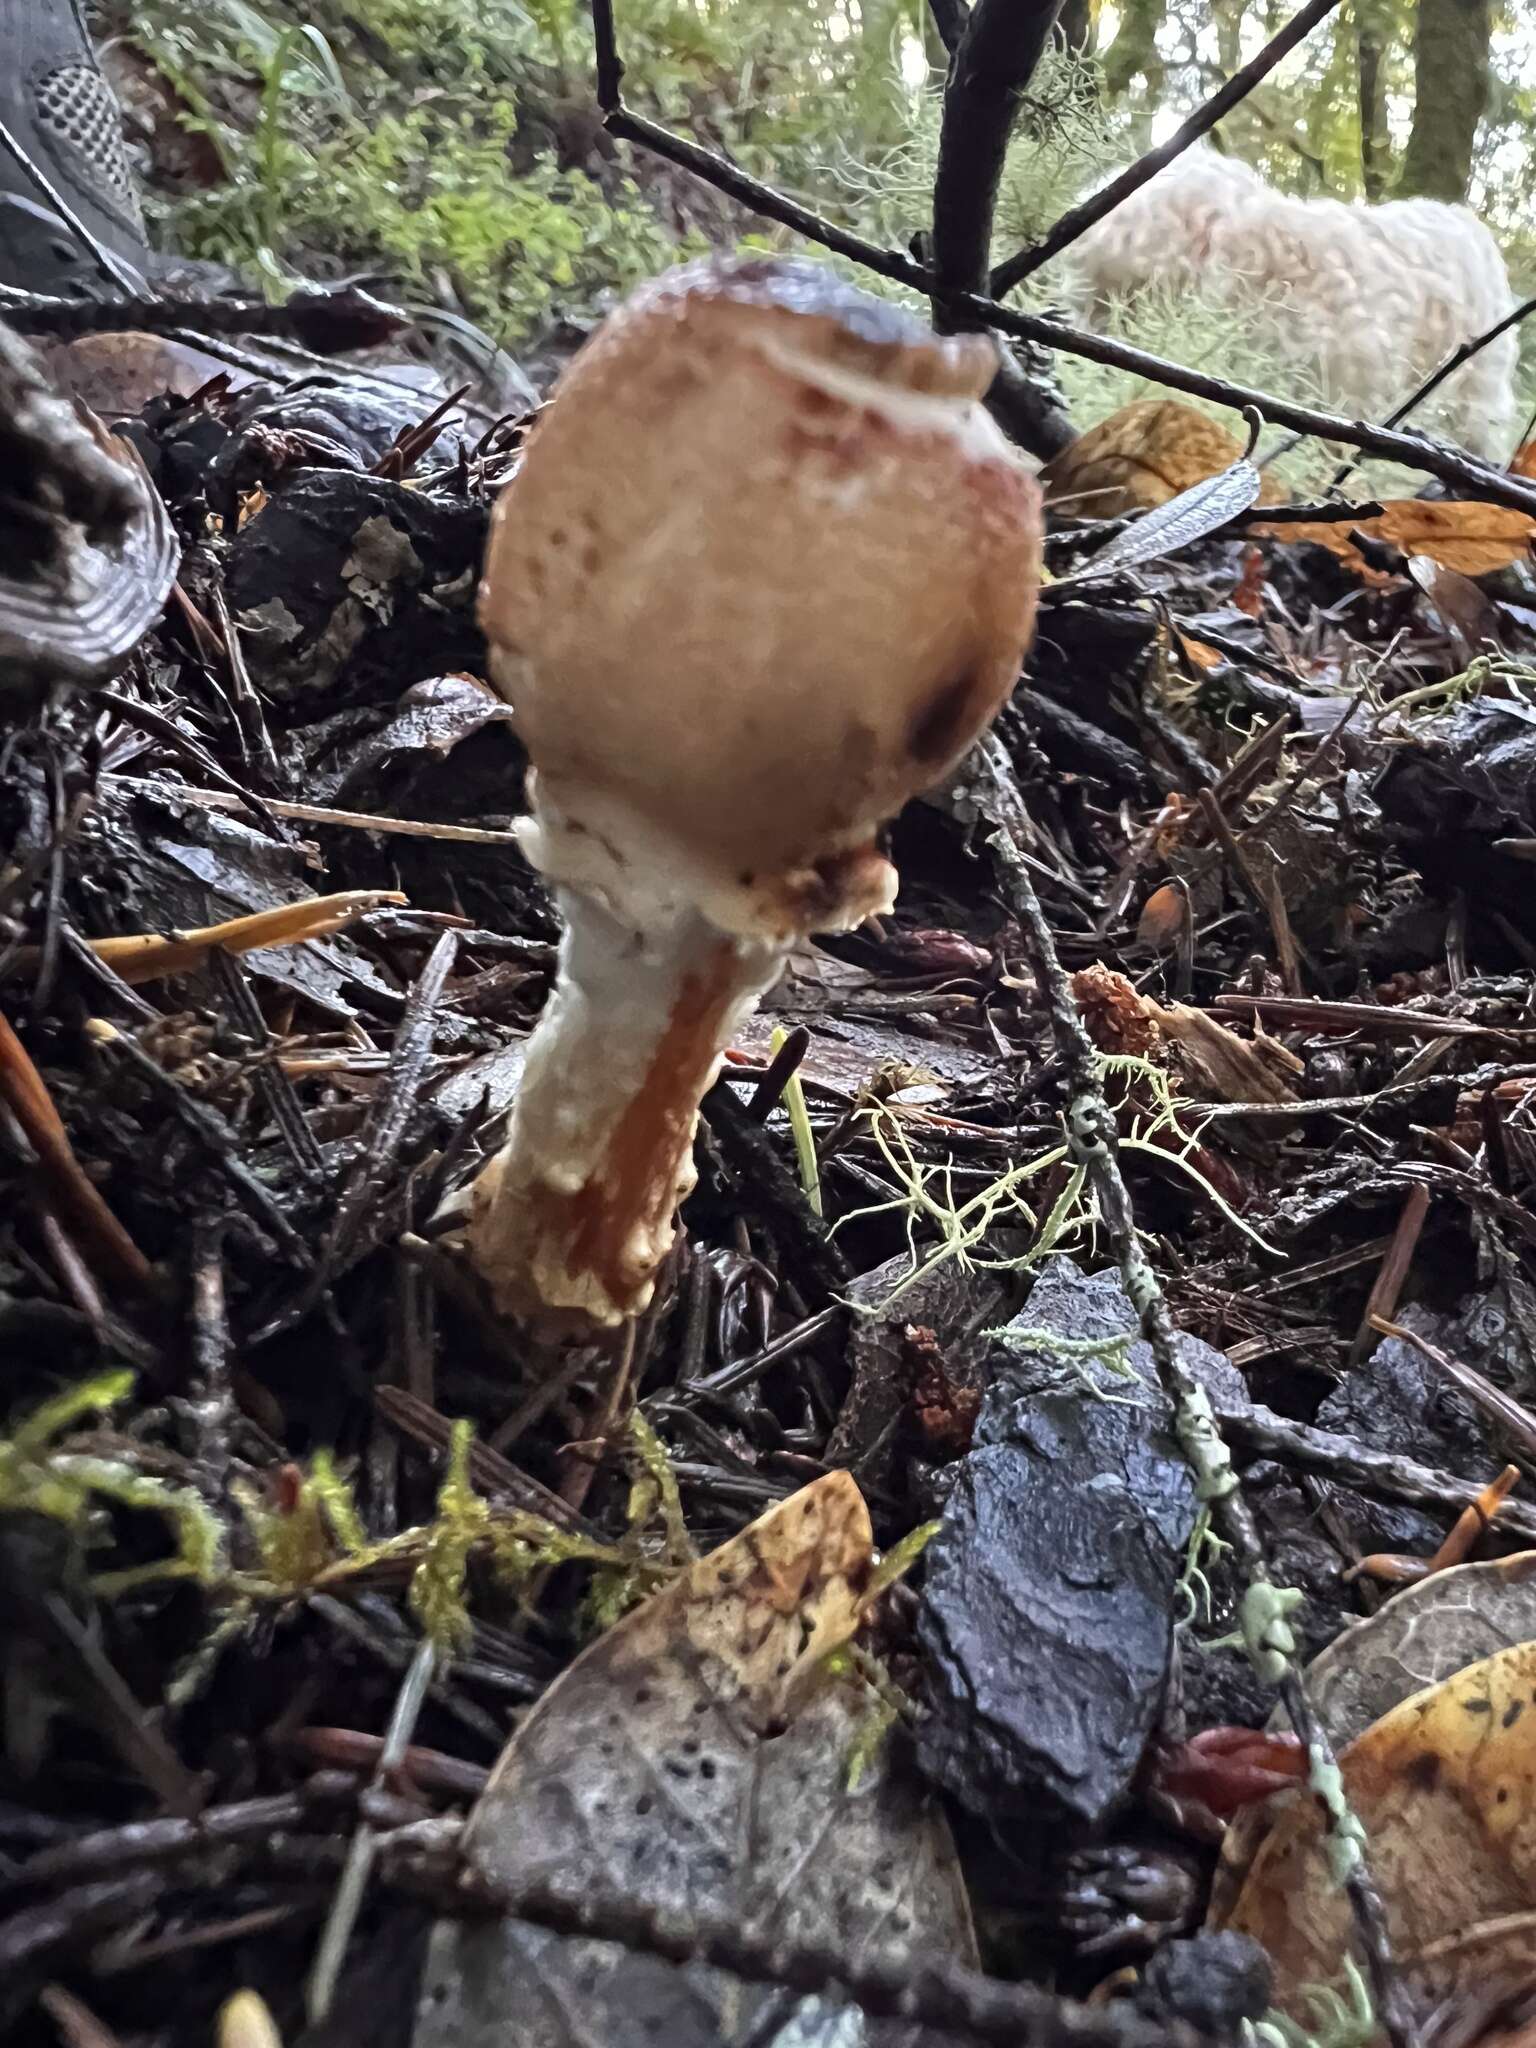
931,0 -> 1065,316
990,0 -> 1344,294
0,283 -> 407,353
422,1863 -> 1216,2048
1372,289 -> 1536,441
602,103 -> 924,286
1317,295 -> 1536,491
583,8 -> 1536,512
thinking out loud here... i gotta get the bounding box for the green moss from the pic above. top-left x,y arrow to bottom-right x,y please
0,1370 -> 226,1594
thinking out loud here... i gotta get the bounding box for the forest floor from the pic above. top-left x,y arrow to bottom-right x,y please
3,318 -> 1536,2048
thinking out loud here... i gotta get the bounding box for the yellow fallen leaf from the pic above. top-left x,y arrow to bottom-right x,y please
1218,1638 -> 1536,2031
1252,499 -> 1536,579
1043,399 -> 1286,518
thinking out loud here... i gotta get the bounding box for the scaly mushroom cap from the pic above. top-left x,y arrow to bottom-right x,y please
466,257 -> 1044,1328
479,255 -> 1043,942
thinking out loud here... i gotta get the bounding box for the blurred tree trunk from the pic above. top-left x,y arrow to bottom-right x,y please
1399,0 -> 1490,200
1354,0 -> 1394,198
1101,0 -> 1165,96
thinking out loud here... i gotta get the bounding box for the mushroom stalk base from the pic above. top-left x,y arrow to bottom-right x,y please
466,889 -> 787,1328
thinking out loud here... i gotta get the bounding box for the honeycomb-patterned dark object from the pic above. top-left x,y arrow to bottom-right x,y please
35,60 -> 143,225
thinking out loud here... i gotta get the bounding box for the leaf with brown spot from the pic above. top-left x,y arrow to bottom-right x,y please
415,1474 -> 974,2048
1215,1638 -> 1536,2032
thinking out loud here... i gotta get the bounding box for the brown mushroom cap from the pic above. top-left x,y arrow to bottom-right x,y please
479,256 -> 1043,941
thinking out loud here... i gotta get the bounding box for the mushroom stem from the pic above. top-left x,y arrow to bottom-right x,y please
467,889 -> 786,1327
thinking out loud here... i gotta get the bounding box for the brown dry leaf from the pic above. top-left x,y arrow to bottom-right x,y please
1042,399 -> 1286,518
1252,500 -> 1536,579
415,1473 -> 975,2048
43,332 -> 245,416
1217,1638 -> 1536,2030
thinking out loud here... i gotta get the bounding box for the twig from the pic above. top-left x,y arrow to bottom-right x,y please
926,0 -> 970,58
583,0 -> 1536,508
307,1638 -> 436,2025
975,735 -> 1413,2048
407,1860 -> 1214,2048
1211,993 -> 1529,1046
103,773 -> 525,847
95,690 -> 281,839
0,282 -> 406,353
323,928 -> 460,1274
1378,292 -> 1536,442
928,0 -> 1075,451
0,1874 -> 163,1974
1195,787 -> 1304,992
1349,1186 -> 1429,1365
1371,1316 -> 1536,1464
1322,291 -> 1536,490
86,1021 -> 313,1265
5,1791 -> 336,1896
989,0 -> 1344,293
0,1009 -> 153,1295
1217,1400 -> 1536,1545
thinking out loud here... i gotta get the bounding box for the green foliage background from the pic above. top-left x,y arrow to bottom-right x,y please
116,0 -> 1536,456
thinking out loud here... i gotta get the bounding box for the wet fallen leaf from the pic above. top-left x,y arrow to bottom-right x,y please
415,1472 -> 974,2048
1042,400 -> 1286,518
1217,1638 -> 1536,2029
1067,454 -> 1266,583
1286,1552 -> 1536,1753
1251,500 -> 1536,580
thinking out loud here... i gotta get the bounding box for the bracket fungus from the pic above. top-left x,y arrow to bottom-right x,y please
466,255 -> 1043,1327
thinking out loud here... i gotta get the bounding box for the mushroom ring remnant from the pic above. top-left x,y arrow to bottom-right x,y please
465,255 -> 1044,1327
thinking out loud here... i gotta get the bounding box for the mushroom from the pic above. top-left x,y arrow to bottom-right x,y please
466,255 -> 1043,1328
